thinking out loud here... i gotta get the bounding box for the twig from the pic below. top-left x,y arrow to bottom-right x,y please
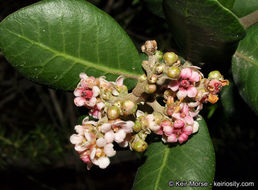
239,10 -> 258,29
147,100 -> 164,114
49,89 -> 65,127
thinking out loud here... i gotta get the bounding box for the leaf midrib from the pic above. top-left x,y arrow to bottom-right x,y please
153,146 -> 169,190
235,51 -> 258,67
3,28 -> 140,79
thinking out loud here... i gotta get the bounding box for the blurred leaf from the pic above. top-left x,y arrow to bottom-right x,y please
0,0 -> 142,91
218,0 -> 235,10
163,0 -> 245,66
220,81 -> 235,117
232,24 -> 258,115
132,117 -> 215,190
144,0 -> 165,18
232,0 -> 258,17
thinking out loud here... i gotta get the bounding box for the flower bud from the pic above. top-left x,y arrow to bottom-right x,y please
155,50 -> 163,61
138,74 -> 147,82
133,121 -> 142,132
153,112 -> 163,125
208,70 -> 223,80
144,84 -> 157,94
155,63 -> 165,74
163,52 -> 178,66
167,66 -> 180,79
107,106 -> 120,120
131,139 -> 148,152
121,100 -> 138,115
148,75 -> 158,84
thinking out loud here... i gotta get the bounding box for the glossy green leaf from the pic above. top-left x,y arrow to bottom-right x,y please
144,0 -> 165,18
163,0 -> 245,66
132,117 -> 215,190
218,0 -> 235,10
0,0 -> 142,90
220,81 -> 235,117
232,0 -> 258,17
232,24 -> 258,115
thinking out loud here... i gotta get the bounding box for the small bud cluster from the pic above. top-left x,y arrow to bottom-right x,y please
70,40 -> 229,169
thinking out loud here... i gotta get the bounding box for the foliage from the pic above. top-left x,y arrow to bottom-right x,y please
0,0 -> 257,189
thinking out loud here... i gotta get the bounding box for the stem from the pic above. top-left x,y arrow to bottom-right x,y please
147,100 -> 164,114
239,10 -> 258,29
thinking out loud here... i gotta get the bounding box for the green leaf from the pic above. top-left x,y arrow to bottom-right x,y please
232,24 -> 258,115
163,0 -> 245,66
232,0 -> 258,17
144,0 -> 165,18
0,0 -> 142,90
218,0 -> 235,10
220,81 -> 235,117
132,117 -> 215,190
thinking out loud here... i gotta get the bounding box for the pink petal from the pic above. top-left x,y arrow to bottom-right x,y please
96,137 -> 107,147
178,133 -> 188,144
74,97 -> 86,107
177,89 -> 188,99
114,130 -> 126,143
74,88 -> 83,97
115,76 -> 124,86
79,73 -> 88,80
100,123 -> 112,133
104,143 -> 116,157
97,157 -> 110,169
163,126 -> 173,136
75,144 -> 87,152
187,86 -> 197,98
92,86 -> 100,97
185,116 -> 194,125
70,134 -> 83,144
183,126 -> 193,135
180,68 -> 192,79
97,102 -> 105,110
75,125 -> 84,135
167,134 -> 177,143
189,71 -> 200,82
168,81 -> 179,91
86,97 -> 97,107
105,131 -> 115,143
174,119 -> 185,128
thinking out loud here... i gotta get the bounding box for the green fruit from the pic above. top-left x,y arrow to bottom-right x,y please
121,100 -> 137,115
107,106 -> 120,120
163,52 -> 178,66
138,74 -> 147,82
208,70 -> 223,80
155,63 -> 165,74
133,121 -> 142,132
167,66 -> 181,79
155,50 -> 163,61
144,84 -> 157,94
132,139 -> 148,152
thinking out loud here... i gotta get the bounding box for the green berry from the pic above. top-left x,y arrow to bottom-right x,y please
144,84 -> 157,94
155,64 -> 165,74
163,52 -> 178,66
107,106 -> 120,120
132,139 -> 148,152
138,74 -> 147,82
167,66 -> 181,79
133,121 -> 142,132
208,70 -> 223,80
148,75 -> 158,84
155,50 -> 163,61
121,100 -> 137,115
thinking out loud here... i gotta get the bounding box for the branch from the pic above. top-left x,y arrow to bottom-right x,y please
239,10 -> 258,29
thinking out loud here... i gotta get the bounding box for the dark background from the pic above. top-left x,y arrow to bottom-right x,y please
0,0 -> 257,189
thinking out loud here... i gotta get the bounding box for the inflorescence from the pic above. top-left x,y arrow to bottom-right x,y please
70,40 -> 229,169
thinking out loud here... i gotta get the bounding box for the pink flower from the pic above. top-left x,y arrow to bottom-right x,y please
99,120 -> 134,147
70,117 -> 116,170
168,68 -> 200,99
74,73 -> 100,108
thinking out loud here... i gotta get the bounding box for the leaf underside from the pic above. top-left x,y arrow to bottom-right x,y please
232,24 -> 258,115
132,117 -> 215,190
0,0 -> 142,90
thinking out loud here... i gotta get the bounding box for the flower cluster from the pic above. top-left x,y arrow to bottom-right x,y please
70,40 -> 229,169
